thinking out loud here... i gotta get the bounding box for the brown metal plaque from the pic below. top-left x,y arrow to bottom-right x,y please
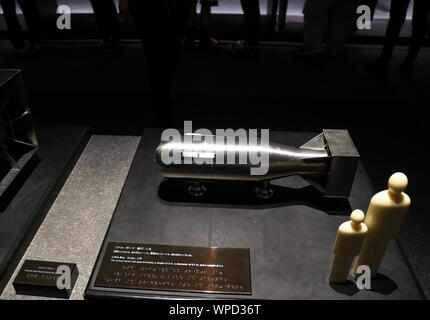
94,242 -> 251,295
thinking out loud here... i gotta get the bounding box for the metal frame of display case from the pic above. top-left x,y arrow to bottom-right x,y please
0,70 -> 38,199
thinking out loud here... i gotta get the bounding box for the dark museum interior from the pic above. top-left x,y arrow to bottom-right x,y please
0,0 -> 429,302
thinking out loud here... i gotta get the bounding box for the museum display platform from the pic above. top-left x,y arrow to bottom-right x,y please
0,125 -> 90,293
84,129 -> 424,300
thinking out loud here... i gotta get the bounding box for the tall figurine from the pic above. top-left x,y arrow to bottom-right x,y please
354,172 -> 411,277
329,210 -> 368,283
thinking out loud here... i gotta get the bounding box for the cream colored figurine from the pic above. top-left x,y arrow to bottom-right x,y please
329,210 -> 368,283
354,172 -> 411,277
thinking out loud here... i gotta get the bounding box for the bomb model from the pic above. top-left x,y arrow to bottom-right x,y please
155,129 -> 359,199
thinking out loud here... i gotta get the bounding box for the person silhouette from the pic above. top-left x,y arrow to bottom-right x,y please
367,0 -> 430,77
119,0 -> 192,113
298,0 -> 361,57
233,0 -> 261,52
0,0 -> 42,52
90,0 -> 121,49
185,0 -> 219,48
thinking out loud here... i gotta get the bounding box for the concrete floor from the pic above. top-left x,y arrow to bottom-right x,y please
0,135 -> 140,300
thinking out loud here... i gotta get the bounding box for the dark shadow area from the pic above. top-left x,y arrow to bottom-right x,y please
0,154 -> 40,212
158,178 -> 351,214
329,280 -> 360,296
370,273 -> 398,295
330,273 -> 398,296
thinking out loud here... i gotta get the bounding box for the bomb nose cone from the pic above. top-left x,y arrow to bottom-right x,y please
388,172 -> 408,194
351,209 -> 365,224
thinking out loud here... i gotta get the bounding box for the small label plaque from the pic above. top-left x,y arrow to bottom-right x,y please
94,242 -> 251,295
13,260 -> 79,299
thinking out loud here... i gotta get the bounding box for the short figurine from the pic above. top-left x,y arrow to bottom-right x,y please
353,172 -> 411,277
329,210 -> 368,283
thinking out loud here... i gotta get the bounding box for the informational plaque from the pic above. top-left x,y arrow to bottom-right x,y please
13,260 -> 79,299
94,242 -> 251,295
